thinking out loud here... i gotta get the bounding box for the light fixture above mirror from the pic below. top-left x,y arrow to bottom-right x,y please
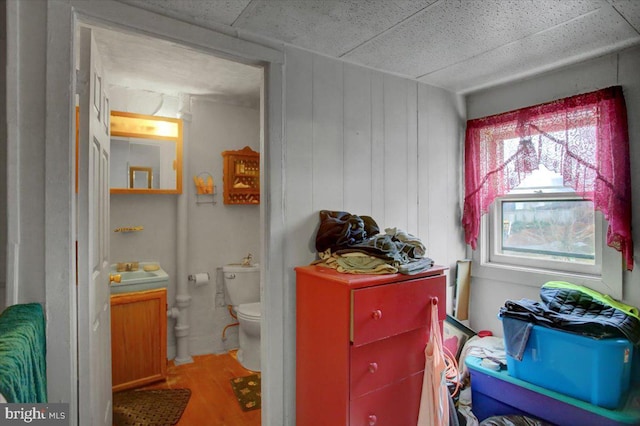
110,110 -> 183,194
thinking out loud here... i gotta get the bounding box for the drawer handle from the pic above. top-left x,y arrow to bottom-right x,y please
368,414 -> 377,425
371,309 -> 383,320
368,362 -> 378,373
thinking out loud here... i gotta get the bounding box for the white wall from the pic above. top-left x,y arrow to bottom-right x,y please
109,87 -> 260,358
187,97 -> 260,355
0,0 -> 7,311
465,46 -> 640,335
5,0 -> 47,306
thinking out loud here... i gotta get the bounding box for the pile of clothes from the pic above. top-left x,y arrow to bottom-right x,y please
500,281 -> 640,360
312,210 -> 434,275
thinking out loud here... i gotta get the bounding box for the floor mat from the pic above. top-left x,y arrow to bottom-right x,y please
113,388 -> 191,426
230,373 -> 261,412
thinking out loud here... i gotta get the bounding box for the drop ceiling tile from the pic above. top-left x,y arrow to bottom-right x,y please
609,0 -> 640,31
117,0 -> 251,26
344,0 -> 602,78
93,27 -> 262,103
234,0 -> 437,57
420,4 -> 640,93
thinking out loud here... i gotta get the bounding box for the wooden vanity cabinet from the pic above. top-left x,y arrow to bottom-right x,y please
111,288 -> 167,392
295,265 -> 447,426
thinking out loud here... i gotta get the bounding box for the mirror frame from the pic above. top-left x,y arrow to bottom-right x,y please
110,110 -> 183,194
129,166 -> 153,189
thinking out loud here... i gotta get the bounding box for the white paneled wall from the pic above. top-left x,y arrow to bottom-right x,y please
343,64 -> 373,214
281,46 -> 466,420
283,46 -> 465,267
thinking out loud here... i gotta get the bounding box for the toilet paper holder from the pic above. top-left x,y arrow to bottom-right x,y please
188,272 -> 210,285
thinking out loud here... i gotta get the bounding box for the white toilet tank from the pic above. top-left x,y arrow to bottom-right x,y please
222,264 -> 260,306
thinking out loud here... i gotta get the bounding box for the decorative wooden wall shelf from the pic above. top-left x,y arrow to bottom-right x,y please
221,146 -> 260,205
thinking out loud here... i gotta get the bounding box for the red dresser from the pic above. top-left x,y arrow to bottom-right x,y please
295,265 -> 447,426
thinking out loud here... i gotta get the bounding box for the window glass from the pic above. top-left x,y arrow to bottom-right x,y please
500,198 -> 595,264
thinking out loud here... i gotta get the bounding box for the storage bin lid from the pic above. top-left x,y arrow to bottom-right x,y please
465,356 -> 640,424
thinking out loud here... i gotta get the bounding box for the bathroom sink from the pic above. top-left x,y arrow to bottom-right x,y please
109,262 -> 169,294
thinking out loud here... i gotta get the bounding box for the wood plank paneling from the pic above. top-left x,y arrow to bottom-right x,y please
383,75 -> 409,230
312,54 -> 344,212
417,84 -> 431,247
421,85 -> 455,265
406,81 -> 419,234
284,47 -> 314,262
370,72 -> 385,226
343,63 -> 372,215
282,48 -> 315,425
283,46 -> 464,263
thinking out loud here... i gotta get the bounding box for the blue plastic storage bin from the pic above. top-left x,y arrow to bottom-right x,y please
503,319 -> 634,409
466,356 -> 640,426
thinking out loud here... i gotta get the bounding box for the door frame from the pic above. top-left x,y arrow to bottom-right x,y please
45,1 -> 285,424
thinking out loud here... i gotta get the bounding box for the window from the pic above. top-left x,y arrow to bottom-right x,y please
498,197 -> 596,264
463,87 -> 633,295
489,165 -> 601,275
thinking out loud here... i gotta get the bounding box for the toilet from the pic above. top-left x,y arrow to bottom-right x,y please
222,263 -> 261,371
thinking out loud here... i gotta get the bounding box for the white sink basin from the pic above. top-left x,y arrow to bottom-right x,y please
109,262 -> 168,294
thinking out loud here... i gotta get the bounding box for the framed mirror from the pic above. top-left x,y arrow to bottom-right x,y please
110,111 -> 183,194
129,166 -> 153,189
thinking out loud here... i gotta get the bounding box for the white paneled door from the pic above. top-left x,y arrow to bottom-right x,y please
77,26 -> 112,426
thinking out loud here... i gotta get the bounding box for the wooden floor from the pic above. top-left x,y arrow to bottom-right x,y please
140,351 -> 261,426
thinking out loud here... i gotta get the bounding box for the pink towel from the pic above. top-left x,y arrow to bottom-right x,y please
417,301 -> 449,426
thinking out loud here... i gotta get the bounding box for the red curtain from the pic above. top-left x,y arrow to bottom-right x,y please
462,86 -> 633,270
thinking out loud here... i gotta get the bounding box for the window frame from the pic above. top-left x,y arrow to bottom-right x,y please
472,201 -> 622,298
489,191 -> 602,275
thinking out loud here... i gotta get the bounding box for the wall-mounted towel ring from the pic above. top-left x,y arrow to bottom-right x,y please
113,226 -> 144,233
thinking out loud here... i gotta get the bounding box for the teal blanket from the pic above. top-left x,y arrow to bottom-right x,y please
0,303 -> 47,403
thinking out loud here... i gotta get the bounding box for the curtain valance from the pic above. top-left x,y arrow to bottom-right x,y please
462,86 -> 633,270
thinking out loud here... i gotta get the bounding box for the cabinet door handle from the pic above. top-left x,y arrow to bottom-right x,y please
371,309 -> 383,320
368,362 -> 378,373
368,414 -> 377,425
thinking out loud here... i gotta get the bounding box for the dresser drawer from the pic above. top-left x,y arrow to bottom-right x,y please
350,372 -> 423,426
351,275 -> 445,346
350,327 -> 427,399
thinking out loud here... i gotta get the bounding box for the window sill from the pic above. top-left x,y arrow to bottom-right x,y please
471,258 -> 622,299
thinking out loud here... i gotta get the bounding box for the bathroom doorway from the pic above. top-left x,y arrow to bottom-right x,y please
74,15 -> 271,425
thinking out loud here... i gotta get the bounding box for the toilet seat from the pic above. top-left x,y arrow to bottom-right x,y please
237,302 -> 261,321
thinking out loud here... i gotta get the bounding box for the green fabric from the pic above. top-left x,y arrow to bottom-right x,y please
0,303 -> 47,403
543,281 -> 640,321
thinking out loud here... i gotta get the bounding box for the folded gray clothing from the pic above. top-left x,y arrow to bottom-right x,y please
385,227 -> 426,258
340,233 -> 425,265
397,257 -> 434,275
